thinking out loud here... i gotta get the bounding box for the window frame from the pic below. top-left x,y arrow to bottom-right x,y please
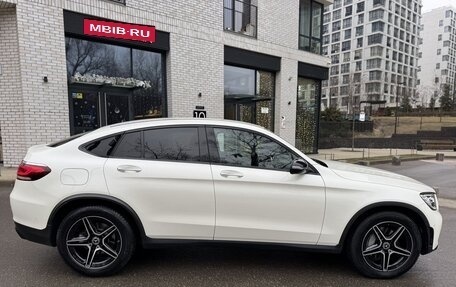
298,0 -> 324,55
79,125 -> 209,164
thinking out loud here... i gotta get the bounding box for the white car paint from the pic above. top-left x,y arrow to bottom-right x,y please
10,118 -> 442,251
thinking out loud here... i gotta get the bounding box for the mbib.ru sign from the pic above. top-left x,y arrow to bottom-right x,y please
83,19 -> 156,43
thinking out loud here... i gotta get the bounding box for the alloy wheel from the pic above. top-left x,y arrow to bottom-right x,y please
361,221 -> 413,272
65,216 -> 122,269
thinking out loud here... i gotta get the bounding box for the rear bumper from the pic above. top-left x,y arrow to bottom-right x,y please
15,222 -> 55,246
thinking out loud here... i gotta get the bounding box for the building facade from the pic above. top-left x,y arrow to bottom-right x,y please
321,0 -> 421,114
0,0 -> 332,167
417,6 -> 456,105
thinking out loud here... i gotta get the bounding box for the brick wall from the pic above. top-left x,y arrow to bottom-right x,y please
15,1 -> 70,147
0,6 -> 27,167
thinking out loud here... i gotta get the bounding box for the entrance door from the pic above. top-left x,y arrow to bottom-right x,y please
69,85 -> 132,135
224,99 -> 273,130
224,100 -> 255,125
105,93 -> 130,125
69,88 -> 101,135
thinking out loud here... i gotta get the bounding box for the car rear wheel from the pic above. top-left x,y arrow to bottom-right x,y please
56,206 -> 135,276
347,211 -> 422,278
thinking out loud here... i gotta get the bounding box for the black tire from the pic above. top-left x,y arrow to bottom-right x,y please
347,211 -> 421,279
56,206 -> 135,276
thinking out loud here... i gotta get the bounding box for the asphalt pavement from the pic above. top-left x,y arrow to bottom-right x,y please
1,160 -> 456,286
376,159 -> 456,200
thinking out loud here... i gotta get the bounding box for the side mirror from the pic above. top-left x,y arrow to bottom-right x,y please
290,159 -> 309,175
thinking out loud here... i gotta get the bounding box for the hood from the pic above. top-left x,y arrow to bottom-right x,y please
319,160 -> 432,192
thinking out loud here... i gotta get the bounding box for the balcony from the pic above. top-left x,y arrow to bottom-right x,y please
224,0 -> 258,38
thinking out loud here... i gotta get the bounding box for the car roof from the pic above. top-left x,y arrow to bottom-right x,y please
78,118 -> 270,140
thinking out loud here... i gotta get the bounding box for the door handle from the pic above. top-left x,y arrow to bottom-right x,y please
117,165 -> 142,173
220,170 -> 244,178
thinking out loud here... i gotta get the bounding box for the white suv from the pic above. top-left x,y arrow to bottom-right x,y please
10,119 -> 442,278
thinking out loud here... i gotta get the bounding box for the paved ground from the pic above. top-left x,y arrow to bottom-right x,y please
376,159 -> 456,200
313,148 -> 456,161
1,161 -> 456,286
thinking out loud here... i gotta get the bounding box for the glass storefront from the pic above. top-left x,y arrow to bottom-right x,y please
224,65 -> 275,131
65,37 -> 165,135
295,77 -> 320,154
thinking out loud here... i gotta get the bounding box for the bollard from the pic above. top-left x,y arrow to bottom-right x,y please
392,156 -> 401,166
436,153 -> 444,161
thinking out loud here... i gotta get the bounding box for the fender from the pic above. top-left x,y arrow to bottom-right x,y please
337,201 -> 433,254
47,193 -> 147,246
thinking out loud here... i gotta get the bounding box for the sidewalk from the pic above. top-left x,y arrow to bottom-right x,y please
0,166 -> 16,183
311,148 -> 456,162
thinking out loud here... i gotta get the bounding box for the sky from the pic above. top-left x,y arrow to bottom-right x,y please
421,0 -> 455,13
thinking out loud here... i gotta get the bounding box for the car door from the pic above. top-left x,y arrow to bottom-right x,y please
104,126 -> 215,240
208,126 -> 325,244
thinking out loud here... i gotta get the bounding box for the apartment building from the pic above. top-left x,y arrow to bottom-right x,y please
0,0 -> 332,166
417,6 -> 456,105
321,0 -> 421,113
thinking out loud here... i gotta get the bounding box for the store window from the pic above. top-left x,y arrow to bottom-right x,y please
65,37 -> 165,135
224,65 -> 275,131
295,78 -> 320,154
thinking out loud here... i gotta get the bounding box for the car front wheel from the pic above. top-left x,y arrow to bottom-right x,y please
56,206 -> 135,276
347,211 -> 422,278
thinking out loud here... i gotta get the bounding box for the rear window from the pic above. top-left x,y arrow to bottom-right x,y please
48,133 -> 86,147
83,134 -> 122,157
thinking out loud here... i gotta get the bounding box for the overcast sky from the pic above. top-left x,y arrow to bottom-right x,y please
422,0 -> 455,13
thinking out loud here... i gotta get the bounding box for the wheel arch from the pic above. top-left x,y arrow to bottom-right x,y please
339,202 -> 433,255
48,194 -> 147,247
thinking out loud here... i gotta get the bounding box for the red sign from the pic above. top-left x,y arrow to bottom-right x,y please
83,19 -> 156,43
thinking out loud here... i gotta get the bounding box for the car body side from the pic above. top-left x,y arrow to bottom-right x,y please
9,119 -> 442,254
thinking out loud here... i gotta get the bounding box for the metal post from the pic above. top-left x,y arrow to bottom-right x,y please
352,112 -> 355,151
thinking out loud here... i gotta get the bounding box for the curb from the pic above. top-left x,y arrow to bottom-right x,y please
340,155 -> 437,166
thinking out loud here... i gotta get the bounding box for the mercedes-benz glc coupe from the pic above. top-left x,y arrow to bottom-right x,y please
10,119 -> 442,278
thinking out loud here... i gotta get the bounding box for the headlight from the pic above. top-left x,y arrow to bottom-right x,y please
420,192 -> 438,211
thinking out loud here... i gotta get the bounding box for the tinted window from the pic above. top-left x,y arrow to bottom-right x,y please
83,134 -> 121,157
144,128 -> 200,161
113,132 -> 142,159
212,128 -> 296,170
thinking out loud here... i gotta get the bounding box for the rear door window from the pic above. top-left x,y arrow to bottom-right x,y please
143,127 -> 200,161
112,131 -> 143,159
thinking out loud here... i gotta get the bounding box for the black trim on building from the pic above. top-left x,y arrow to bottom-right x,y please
224,46 -> 281,72
63,10 -> 170,52
298,62 -> 328,80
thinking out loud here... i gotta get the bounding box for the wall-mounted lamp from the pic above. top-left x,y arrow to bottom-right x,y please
288,101 -> 292,105
43,76 -> 48,83
198,92 -> 202,98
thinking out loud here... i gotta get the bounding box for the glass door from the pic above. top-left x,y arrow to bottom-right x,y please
105,93 -> 131,125
69,87 -> 101,135
224,100 -> 255,125
69,85 -> 132,135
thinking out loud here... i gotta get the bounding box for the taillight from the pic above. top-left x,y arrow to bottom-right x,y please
17,161 -> 51,181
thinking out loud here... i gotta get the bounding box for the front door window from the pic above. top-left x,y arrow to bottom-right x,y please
211,127 -> 296,171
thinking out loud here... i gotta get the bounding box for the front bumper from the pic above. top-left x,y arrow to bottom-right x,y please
14,222 -> 55,246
